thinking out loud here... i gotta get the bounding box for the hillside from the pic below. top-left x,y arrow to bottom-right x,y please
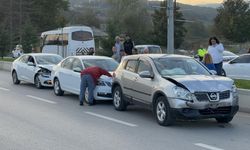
68,0 -> 218,26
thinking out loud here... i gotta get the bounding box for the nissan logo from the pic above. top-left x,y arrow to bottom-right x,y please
209,93 -> 217,100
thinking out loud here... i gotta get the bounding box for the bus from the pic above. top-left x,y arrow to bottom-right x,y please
41,26 -> 95,58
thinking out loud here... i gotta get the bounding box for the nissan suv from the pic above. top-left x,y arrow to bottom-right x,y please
112,54 -> 239,126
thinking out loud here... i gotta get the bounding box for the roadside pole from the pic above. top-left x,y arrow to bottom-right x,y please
167,0 -> 174,54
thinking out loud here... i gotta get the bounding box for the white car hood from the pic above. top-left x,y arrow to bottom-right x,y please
164,75 -> 233,93
37,64 -> 54,71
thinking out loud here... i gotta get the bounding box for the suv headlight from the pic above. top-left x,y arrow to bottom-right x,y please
173,86 -> 193,101
231,84 -> 237,93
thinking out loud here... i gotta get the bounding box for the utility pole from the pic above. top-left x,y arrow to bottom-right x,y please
167,0 -> 174,54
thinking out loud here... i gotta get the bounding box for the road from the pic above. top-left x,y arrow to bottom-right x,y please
0,70 -> 250,150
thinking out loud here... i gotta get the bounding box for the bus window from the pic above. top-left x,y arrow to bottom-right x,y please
72,31 -> 93,41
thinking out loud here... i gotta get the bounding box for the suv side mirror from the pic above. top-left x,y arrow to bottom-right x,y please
27,61 -> 35,66
73,67 -> 82,73
139,71 -> 154,79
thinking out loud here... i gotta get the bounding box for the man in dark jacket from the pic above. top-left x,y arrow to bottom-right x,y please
79,66 -> 112,106
123,35 -> 134,55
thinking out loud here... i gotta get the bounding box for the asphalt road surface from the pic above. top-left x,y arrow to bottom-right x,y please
0,70 -> 250,150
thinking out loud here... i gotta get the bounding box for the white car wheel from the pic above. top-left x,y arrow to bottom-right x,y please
54,78 -> 64,96
12,71 -> 20,84
35,75 -> 42,89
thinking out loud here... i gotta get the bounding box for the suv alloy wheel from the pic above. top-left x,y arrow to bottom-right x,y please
154,96 -> 175,126
113,86 -> 127,111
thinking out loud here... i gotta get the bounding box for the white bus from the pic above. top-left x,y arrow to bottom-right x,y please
41,26 -> 95,58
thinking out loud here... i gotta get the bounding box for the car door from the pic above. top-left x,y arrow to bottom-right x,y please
24,56 -> 37,83
16,55 -> 29,80
121,59 -> 139,99
58,57 -> 74,91
70,58 -> 83,94
225,55 -> 250,79
133,59 -> 155,104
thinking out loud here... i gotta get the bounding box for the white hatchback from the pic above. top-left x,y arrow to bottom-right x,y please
11,53 -> 63,88
51,55 -> 118,101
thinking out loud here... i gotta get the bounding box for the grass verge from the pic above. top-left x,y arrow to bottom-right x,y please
234,79 -> 250,90
0,57 -> 16,62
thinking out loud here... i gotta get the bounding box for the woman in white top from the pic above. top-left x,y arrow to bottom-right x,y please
208,37 -> 224,75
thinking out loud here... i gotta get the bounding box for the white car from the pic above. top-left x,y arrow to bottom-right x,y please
11,53 -> 63,88
223,54 -> 250,80
52,55 -> 119,101
134,45 -> 162,54
223,50 -> 238,62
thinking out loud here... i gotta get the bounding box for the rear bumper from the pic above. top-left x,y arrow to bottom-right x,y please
171,106 -> 239,120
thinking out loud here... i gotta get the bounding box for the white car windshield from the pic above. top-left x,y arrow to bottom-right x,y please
82,59 -> 119,71
35,55 -> 63,65
153,57 -> 211,76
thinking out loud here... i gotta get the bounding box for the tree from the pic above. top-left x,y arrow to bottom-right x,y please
214,0 -> 250,43
20,21 -> 39,53
68,2 -> 101,28
152,1 -> 187,49
106,0 -> 153,44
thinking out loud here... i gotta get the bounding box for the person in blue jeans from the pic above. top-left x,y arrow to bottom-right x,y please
79,66 -> 112,106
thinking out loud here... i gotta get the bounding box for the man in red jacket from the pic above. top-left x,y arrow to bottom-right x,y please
79,66 -> 112,106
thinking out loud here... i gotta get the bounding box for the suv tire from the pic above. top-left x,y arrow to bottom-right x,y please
154,96 -> 175,126
113,86 -> 127,111
215,116 -> 233,123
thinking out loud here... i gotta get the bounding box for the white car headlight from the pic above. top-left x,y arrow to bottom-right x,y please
173,86 -> 193,101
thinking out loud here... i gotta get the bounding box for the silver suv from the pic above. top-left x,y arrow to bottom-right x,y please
112,54 -> 239,126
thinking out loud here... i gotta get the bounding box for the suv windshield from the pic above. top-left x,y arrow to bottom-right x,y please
153,57 -> 210,76
35,55 -> 63,65
82,59 -> 119,71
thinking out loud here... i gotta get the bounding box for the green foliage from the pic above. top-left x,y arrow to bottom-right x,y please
152,1 -> 187,49
21,22 -> 39,53
214,0 -> 250,43
0,23 -> 9,57
29,0 -> 69,31
68,2 -> 101,28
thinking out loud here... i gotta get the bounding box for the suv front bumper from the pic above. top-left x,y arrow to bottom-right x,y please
171,106 -> 239,120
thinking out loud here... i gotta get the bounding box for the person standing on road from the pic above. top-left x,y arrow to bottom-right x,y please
113,36 -> 124,62
208,37 -> 224,76
79,66 -> 112,106
123,35 -> 134,55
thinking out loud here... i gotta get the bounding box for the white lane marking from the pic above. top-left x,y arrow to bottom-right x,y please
0,87 -> 10,91
85,111 -> 138,127
26,95 -> 57,104
194,143 -> 224,150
